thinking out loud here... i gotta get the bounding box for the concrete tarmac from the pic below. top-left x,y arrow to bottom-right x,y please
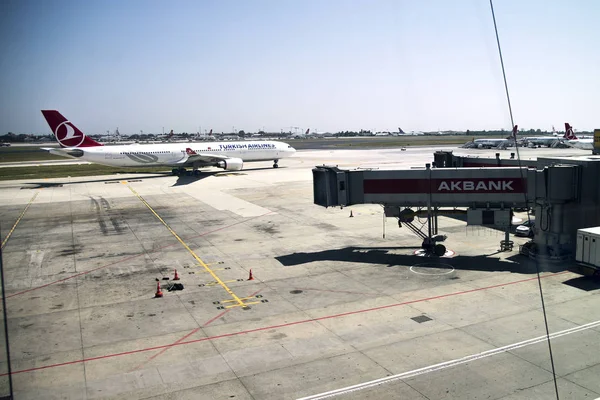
0,145 -> 599,400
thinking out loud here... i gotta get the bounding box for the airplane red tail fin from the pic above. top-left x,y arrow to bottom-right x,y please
41,110 -> 102,148
306,129 -> 310,135
564,123 -> 577,140
185,147 -> 197,156
167,129 -> 174,138
208,129 -> 212,135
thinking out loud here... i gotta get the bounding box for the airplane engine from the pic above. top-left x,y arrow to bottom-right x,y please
217,157 -> 244,171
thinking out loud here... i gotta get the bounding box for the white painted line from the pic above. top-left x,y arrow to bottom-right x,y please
297,319 -> 600,400
410,263 -> 455,276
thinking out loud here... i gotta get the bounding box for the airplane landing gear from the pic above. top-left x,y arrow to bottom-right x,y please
171,168 -> 187,176
273,159 -> 279,168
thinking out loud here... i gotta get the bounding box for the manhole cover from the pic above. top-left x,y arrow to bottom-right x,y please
290,290 -> 303,294
411,315 -> 433,323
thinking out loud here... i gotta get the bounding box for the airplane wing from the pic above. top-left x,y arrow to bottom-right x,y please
171,148 -> 245,171
170,148 -> 233,167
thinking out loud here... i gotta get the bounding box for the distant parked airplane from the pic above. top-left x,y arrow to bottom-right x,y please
472,125 -> 518,149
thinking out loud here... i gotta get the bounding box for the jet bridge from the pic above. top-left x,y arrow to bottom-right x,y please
314,161 -> 587,259
313,165 -> 530,209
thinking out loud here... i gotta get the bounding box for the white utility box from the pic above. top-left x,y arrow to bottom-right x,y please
575,227 -> 600,267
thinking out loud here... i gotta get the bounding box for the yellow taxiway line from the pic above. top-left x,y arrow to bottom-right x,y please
204,279 -> 238,286
1,192 -> 39,250
126,185 -> 247,308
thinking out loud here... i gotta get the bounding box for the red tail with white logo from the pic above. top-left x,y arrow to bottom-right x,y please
41,110 -> 102,148
564,123 -> 577,140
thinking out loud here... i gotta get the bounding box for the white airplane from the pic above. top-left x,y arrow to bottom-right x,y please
520,134 -> 561,147
41,110 -> 296,175
472,125 -> 517,149
472,138 -> 510,148
563,123 -> 593,150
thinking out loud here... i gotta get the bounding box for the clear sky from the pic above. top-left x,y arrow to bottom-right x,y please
1,0 -> 598,135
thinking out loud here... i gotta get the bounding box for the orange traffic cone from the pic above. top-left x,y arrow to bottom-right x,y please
173,269 -> 180,280
155,281 -> 163,298
247,269 -> 254,281
349,210 -> 354,217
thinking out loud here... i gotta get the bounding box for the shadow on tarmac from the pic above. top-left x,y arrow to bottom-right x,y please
21,171 -> 216,188
21,173 -> 176,188
562,276 -> 600,291
20,165 -> 286,189
275,245 -> 567,275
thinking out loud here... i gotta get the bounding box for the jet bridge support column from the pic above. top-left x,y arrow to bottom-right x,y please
426,163 -> 433,243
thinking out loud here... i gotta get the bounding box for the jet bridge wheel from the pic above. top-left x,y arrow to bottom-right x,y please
421,238 -> 446,257
434,244 -> 446,256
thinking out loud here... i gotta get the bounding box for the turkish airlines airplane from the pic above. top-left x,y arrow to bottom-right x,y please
41,110 -> 296,175
563,122 -> 593,150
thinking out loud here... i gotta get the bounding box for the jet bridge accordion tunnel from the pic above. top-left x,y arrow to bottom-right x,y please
313,158 -> 600,262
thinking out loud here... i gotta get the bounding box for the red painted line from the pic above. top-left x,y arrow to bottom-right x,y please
129,289 -> 263,371
202,310 -> 230,328
130,327 -> 202,371
1,272 -> 568,376
6,212 -> 274,299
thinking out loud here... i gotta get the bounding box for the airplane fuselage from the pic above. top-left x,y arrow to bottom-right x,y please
50,140 -> 295,168
565,139 -> 594,150
522,137 -> 559,147
473,139 -> 511,149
